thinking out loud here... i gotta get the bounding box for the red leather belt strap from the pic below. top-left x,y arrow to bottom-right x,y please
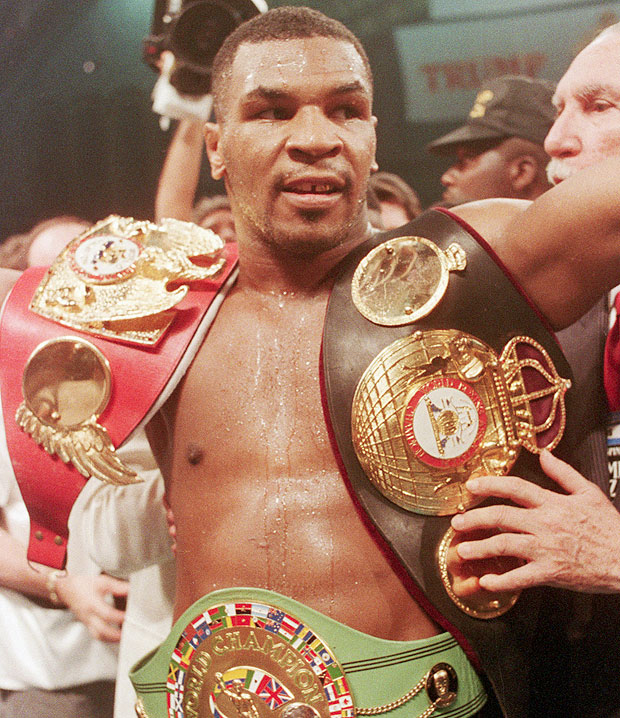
0,244 -> 238,568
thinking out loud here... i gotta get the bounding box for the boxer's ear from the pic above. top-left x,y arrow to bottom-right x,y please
205,123 -> 226,180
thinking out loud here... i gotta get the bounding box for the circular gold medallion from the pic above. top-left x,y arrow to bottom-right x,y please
22,337 -> 111,429
70,234 -> 142,284
437,527 -> 521,619
351,237 -> 465,326
351,329 -> 519,515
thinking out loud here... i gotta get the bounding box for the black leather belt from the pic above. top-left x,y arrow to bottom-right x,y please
322,208 -> 576,718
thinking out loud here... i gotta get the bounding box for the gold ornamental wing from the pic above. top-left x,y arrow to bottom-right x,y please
15,403 -> 139,485
147,216 -> 224,257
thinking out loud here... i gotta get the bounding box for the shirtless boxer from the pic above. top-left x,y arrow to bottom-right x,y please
137,9 -> 485,717
7,8 -> 620,718
125,8 -> 620,718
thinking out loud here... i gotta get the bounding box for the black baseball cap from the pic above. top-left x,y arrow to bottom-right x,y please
427,75 -> 556,155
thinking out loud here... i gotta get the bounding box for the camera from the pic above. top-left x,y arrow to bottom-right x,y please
143,0 -> 267,97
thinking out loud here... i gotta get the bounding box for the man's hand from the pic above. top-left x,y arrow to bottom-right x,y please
445,529 -> 522,600
450,450 -> 620,593
56,573 -> 128,642
163,495 -> 177,555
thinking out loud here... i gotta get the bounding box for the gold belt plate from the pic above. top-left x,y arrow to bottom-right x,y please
167,601 -> 354,718
351,329 -> 570,516
16,336 -> 139,485
30,215 -> 226,346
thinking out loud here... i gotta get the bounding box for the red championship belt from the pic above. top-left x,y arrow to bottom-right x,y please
0,222 -> 238,568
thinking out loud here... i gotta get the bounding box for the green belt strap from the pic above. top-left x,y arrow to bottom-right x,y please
130,587 -> 486,718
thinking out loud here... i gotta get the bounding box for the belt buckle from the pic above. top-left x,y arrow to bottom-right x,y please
167,600 -> 354,718
351,329 -> 571,618
352,329 -> 571,517
165,600 -> 462,718
30,215 -> 226,346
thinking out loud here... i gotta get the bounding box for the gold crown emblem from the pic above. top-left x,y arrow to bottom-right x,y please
499,335 -> 571,454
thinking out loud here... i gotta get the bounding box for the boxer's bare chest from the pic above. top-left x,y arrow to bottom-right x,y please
159,286 -> 438,640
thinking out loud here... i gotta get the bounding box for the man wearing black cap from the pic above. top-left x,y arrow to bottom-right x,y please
428,75 -> 555,205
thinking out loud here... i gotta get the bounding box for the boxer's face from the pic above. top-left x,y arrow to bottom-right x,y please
545,31 -> 620,183
205,36 -> 377,256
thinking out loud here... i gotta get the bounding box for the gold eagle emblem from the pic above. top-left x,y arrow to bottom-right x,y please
30,215 -> 227,346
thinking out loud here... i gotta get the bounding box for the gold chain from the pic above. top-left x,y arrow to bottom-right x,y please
135,670 -> 451,718
134,699 -> 150,718
355,670 -> 439,716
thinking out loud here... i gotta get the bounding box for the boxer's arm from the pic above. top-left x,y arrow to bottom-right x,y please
155,119 -> 205,223
453,156 -> 620,330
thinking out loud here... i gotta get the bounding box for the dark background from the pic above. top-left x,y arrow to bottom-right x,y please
1,0 -> 617,241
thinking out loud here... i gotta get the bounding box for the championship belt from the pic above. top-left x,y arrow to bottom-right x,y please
130,588 -> 486,718
0,216 -> 238,568
322,208 -> 575,718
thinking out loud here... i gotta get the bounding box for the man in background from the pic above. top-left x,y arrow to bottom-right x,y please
367,170 -> 422,228
427,73 -> 608,518
0,405 -> 127,717
450,24 -> 620,717
451,26 -> 620,588
428,75 -> 555,205
191,194 -> 236,242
